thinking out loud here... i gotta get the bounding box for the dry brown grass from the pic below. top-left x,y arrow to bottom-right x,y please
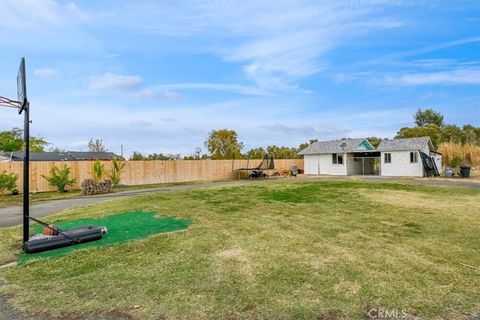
360,189 -> 480,216
438,142 -> 480,168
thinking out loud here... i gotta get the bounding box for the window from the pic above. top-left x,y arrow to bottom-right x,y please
332,153 -> 343,165
410,151 -> 418,163
384,153 -> 391,163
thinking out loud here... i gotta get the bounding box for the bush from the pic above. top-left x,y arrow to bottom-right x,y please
93,160 -> 105,182
450,156 -> 462,167
108,156 -> 126,185
0,171 -> 19,196
42,165 -> 77,192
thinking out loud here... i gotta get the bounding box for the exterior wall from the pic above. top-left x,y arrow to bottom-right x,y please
431,153 -> 442,174
319,153 -> 347,175
381,151 -> 424,177
304,154 -> 319,174
303,153 -> 348,175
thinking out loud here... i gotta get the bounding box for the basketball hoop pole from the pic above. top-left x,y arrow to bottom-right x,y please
22,101 -> 30,243
18,57 -> 30,244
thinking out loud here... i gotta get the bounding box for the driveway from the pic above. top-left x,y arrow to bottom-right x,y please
0,180 -> 249,228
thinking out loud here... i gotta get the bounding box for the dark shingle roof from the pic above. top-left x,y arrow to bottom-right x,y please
5,151 -> 122,161
299,138 -> 374,155
377,137 -> 432,152
67,151 -> 119,160
8,152 -> 75,161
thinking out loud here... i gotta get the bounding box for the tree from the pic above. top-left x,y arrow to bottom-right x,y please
49,146 -> 66,153
245,147 -> 266,159
0,128 -> 49,152
298,139 -> 318,152
146,153 -> 172,160
29,136 -> 49,152
88,138 -> 106,152
439,124 -> 464,144
414,108 -> 444,127
205,129 -> 244,160
462,124 -> 480,145
365,137 -> 382,148
0,128 -> 23,151
130,151 -> 145,160
267,145 -> 299,159
395,124 -> 441,148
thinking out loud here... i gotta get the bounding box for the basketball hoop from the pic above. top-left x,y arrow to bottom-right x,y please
17,57 -> 27,114
0,57 -> 26,112
0,96 -> 21,109
1,57 -> 107,253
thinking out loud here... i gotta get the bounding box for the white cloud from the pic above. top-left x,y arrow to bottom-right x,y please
34,68 -> 58,79
370,36 -> 480,64
163,90 -> 183,101
0,0 -> 98,53
153,83 -> 269,96
0,0 -> 88,30
384,69 -> 480,86
94,1 -> 404,92
89,73 -> 142,91
262,123 -> 345,138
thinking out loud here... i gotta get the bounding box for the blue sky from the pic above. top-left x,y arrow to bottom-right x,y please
0,0 -> 479,156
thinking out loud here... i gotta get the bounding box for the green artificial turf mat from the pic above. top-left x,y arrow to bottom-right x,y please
19,211 -> 192,264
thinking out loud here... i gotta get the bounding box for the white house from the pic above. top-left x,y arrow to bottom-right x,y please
299,136 -> 441,177
377,137 -> 442,177
299,138 -> 378,175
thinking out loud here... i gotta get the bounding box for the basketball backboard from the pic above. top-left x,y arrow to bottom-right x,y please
17,57 -> 27,113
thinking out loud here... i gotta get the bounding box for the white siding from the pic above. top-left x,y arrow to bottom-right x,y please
432,153 -> 442,174
319,153 -> 347,175
304,154 -> 319,174
303,153 -> 348,175
381,151 -> 423,177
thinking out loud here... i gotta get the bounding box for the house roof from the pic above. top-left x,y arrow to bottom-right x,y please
67,151 -> 119,160
299,138 -> 374,155
8,152 -> 75,161
5,151 -> 122,161
377,137 -> 433,152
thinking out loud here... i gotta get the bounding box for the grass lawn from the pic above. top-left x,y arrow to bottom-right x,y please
0,179 -> 479,319
0,181 -> 203,208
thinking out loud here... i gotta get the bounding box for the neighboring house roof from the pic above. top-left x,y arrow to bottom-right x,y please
5,151 -> 122,161
299,138 -> 375,155
8,152 -> 75,161
0,152 -> 11,162
67,151 -> 120,160
377,137 -> 433,152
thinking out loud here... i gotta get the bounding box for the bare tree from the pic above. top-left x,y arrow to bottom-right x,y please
88,138 -> 106,152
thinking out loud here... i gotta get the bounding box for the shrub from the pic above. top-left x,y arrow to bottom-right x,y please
42,165 -> 77,192
108,156 -> 126,185
450,156 -> 462,167
0,171 -> 19,196
93,160 -> 105,182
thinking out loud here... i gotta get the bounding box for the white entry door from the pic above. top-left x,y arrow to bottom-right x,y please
304,155 -> 320,174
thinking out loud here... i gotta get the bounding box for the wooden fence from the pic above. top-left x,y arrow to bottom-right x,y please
0,159 -> 304,193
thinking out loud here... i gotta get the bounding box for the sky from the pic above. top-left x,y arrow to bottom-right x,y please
0,0 -> 479,157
